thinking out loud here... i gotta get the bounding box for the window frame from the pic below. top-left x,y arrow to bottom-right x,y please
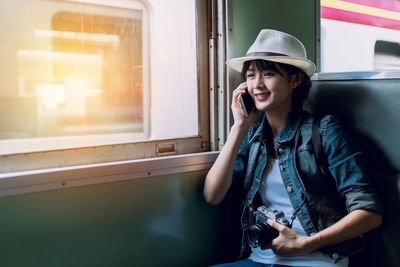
0,0 -> 211,173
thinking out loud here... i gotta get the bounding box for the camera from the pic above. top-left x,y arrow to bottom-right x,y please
245,206 -> 290,248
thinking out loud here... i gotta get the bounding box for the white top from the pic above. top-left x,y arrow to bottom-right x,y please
249,158 -> 348,267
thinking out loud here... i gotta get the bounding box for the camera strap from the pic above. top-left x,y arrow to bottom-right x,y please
312,115 -> 330,178
288,128 -> 308,229
289,196 -> 307,229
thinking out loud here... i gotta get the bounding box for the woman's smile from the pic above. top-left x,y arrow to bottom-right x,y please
254,92 -> 270,101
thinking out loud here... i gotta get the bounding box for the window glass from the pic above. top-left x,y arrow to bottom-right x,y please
0,0 -> 199,155
374,40 -> 400,69
320,0 -> 400,72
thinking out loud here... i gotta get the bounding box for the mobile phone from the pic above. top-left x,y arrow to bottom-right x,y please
238,89 -> 255,118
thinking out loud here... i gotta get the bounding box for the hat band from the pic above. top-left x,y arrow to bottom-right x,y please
245,52 -> 288,57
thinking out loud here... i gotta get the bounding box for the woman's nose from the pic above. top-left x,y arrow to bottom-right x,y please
255,74 -> 265,88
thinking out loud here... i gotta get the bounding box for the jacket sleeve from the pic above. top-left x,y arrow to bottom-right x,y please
321,115 -> 382,215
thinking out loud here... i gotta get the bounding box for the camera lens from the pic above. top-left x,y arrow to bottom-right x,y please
245,223 -> 278,248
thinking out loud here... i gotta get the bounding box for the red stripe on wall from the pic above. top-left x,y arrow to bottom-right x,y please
321,6 -> 400,31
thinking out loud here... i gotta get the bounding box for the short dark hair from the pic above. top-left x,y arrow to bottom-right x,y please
241,60 -> 312,110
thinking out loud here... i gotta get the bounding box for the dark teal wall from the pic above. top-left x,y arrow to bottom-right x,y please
232,0 -> 317,62
0,170 -> 226,266
231,0 -> 317,84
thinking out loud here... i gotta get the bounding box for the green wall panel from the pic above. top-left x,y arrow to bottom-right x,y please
0,170 -> 225,266
233,0 -> 317,61
231,0 -> 317,83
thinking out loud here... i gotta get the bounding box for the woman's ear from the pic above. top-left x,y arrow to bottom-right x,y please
291,72 -> 305,88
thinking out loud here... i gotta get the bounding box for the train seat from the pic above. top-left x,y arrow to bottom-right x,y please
308,77 -> 400,267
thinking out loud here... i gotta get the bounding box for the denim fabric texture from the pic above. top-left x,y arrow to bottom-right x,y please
232,109 -> 382,261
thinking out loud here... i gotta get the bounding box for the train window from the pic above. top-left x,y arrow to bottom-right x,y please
17,6 -> 144,139
320,0 -> 400,73
0,0 -> 209,172
374,40 -> 400,70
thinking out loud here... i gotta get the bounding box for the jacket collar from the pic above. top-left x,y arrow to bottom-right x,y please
249,108 -> 307,145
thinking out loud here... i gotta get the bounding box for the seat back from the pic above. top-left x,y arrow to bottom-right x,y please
307,78 -> 400,267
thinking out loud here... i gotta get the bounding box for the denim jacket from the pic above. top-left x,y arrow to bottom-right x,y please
232,109 -> 382,262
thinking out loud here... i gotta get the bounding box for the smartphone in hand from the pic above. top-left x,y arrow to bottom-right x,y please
238,89 -> 255,118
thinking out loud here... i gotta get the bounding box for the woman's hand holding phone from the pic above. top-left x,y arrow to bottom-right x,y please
238,89 -> 255,118
232,83 -> 258,129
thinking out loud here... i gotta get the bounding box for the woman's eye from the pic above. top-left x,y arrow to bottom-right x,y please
263,72 -> 273,77
246,73 -> 254,78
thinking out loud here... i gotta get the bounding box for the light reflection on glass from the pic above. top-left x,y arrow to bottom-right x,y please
36,84 -> 65,110
4,2 -> 144,140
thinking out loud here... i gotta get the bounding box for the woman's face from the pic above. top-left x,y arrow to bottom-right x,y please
245,61 -> 297,114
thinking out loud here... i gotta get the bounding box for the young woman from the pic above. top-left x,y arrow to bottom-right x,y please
203,29 -> 382,267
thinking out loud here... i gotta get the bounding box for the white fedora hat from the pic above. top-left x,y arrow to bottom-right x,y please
226,29 -> 316,77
